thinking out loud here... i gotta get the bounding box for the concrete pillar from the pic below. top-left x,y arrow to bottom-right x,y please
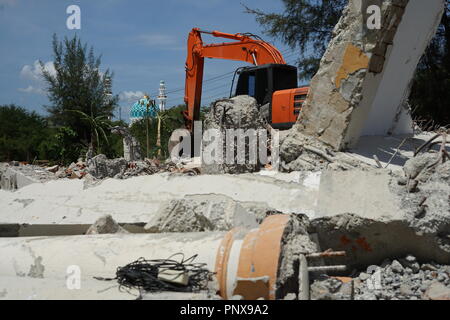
0,215 -> 298,300
297,0 -> 445,150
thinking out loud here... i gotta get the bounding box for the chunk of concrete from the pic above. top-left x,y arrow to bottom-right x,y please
296,0 -> 445,150
85,215 -> 129,235
145,194 -> 259,233
0,167 -> 38,191
87,154 -> 127,179
202,95 -> 267,174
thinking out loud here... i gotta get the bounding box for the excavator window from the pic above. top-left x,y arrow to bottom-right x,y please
248,75 -> 255,98
235,64 -> 298,106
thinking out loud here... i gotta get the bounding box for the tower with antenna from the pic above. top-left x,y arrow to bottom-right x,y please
157,80 -> 167,111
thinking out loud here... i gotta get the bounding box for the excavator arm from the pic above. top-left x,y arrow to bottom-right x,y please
183,28 -> 286,130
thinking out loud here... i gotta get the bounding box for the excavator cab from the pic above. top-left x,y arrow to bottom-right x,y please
234,64 -> 308,129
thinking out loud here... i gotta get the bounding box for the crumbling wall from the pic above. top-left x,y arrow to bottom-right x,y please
295,0 -> 445,150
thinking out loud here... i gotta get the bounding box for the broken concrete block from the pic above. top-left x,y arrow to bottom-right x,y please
295,0 -> 445,150
87,154 -> 127,179
203,95 -> 267,174
145,199 -> 215,233
85,215 -> 129,235
0,167 -> 38,190
145,194 -> 259,233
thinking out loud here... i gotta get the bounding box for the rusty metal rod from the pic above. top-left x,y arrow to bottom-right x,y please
308,265 -> 347,272
306,251 -> 346,259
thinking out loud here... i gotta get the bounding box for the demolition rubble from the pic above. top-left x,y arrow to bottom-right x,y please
0,0 -> 449,300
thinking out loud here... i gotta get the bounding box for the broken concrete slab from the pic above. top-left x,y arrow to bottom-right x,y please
0,173 -> 321,235
145,194 -> 259,233
0,164 -> 56,191
295,0 -> 445,150
0,169 -> 425,231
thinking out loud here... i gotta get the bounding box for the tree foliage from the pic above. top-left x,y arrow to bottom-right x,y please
410,3 -> 450,127
246,0 -> 450,125
40,34 -> 119,151
244,0 -> 346,81
0,105 -> 48,162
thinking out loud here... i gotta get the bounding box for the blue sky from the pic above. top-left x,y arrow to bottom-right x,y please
0,0 -> 299,122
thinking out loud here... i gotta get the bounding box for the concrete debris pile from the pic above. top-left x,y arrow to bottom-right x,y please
55,160 -> 89,179
393,147 -> 450,248
0,155 -> 202,191
203,95 -> 268,174
310,255 -> 450,300
280,128 -> 374,172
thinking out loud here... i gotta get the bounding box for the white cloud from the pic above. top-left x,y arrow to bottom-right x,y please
18,60 -> 55,95
119,91 -> 145,103
20,60 -> 56,82
18,85 -> 45,95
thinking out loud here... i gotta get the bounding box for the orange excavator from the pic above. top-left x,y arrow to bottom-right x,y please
183,28 -> 309,131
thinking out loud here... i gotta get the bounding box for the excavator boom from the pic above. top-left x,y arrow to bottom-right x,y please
183,28 -> 286,130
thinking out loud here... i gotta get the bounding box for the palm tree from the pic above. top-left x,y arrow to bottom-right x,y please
67,110 -> 111,155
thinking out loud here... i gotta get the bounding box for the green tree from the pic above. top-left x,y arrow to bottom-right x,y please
246,0 -> 450,125
68,110 -> 111,154
0,105 -> 48,162
37,126 -> 83,165
410,3 -> 450,127
244,0 -> 346,81
40,34 -> 118,160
